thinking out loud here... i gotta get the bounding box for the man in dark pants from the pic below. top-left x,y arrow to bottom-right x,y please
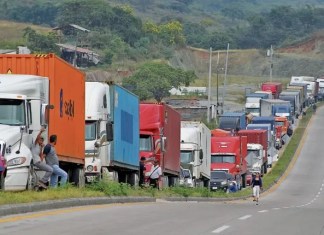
139,157 -> 146,187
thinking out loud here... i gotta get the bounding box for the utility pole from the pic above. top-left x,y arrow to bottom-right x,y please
207,47 -> 212,123
221,43 -> 230,114
268,45 -> 274,82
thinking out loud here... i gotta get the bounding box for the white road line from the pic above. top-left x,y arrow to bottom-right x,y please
239,215 -> 252,220
212,225 -> 230,233
272,208 -> 280,210
258,210 -> 268,213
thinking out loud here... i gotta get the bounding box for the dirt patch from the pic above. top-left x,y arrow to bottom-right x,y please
278,31 -> 324,56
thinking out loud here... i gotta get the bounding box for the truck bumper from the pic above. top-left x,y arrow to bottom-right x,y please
85,172 -> 100,183
5,167 -> 28,191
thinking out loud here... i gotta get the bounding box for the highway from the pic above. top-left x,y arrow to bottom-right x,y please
0,107 -> 323,235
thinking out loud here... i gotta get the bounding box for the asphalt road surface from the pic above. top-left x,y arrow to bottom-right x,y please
0,108 -> 323,235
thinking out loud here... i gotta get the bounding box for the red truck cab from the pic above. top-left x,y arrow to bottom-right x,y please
139,103 -> 181,187
210,136 -> 248,188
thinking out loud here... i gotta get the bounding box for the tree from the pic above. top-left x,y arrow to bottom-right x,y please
23,27 -> 59,54
123,62 -> 197,102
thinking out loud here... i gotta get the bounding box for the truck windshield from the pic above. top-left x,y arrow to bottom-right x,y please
210,171 -> 227,179
246,108 -> 260,113
181,150 -> 194,164
140,135 -> 152,151
0,99 -> 25,126
275,121 -> 284,127
247,150 -> 260,166
85,121 -> 97,141
211,154 -> 235,163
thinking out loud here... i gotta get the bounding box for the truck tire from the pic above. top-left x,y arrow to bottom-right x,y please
128,172 -> 138,186
203,179 -> 210,188
112,171 -> 119,182
0,173 -> 5,190
101,167 -> 110,181
169,177 -> 179,187
72,167 -> 85,187
263,162 -> 268,174
26,164 -> 37,190
241,174 -> 246,188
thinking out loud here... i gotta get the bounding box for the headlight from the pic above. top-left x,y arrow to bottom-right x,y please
87,165 -> 94,172
221,181 -> 227,185
7,157 -> 27,166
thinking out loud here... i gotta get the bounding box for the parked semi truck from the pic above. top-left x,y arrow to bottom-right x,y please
84,82 -> 139,185
180,121 -> 211,187
260,99 -> 292,122
251,116 -> 284,149
139,103 -> 181,187
279,90 -> 301,118
287,84 -> 307,109
246,123 -> 277,168
0,54 -> 85,191
237,129 -> 268,174
245,93 -> 269,116
316,78 -> 324,101
210,135 -> 248,188
219,112 -> 247,131
290,76 -> 319,103
261,82 -> 283,99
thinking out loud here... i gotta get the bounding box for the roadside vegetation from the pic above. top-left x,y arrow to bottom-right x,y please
0,104 -> 319,205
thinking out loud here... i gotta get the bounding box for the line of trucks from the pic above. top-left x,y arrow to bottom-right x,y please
0,53 -> 320,192
0,54 -> 213,191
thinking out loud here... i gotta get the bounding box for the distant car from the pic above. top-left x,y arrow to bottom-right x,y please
210,171 -> 233,192
0,154 -> 6,190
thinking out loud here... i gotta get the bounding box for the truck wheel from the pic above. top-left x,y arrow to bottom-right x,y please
241,174 -> 246,188
162,176 -> 169,189
0,173 -> 4,191
204,179 -> 210,188
72,167 -> 85,187
112,171 -> 119,182
26,165 -> 37,190
101,167 -> 110,181
263,163 -> 268,174
128,173 -> 138,186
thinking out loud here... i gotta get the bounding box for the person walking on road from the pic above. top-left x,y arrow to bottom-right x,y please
149,160 -> 162,189
31,127 -> 53,189
313,103 -> 317,113
43,135 -> 68,188
251,172 -> 263,205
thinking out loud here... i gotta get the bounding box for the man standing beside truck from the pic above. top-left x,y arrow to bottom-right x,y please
43,135 -> 68,187
31,127 -> 53,189
139,157 -> 146,187
149,160 -> 162,189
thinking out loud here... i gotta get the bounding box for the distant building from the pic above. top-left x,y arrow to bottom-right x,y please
56,43 -> 100,67
169,86 -> 207,96
0,46 -> 31,55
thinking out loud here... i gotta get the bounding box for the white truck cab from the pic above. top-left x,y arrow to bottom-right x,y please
0,75 -> 49,191
180,121 -> 211,187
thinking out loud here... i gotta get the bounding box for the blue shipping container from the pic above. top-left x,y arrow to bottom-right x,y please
110,85 -> 139,169
219,112 -> 246,131
251,116 -> 275,131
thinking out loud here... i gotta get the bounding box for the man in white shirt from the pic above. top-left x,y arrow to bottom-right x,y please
149,160 -> 162,189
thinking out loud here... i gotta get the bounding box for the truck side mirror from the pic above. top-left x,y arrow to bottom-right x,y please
161,137 -> 167,152
199,149 -> 203,160
41,104 -> 54,126
106,122 -> 113,141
